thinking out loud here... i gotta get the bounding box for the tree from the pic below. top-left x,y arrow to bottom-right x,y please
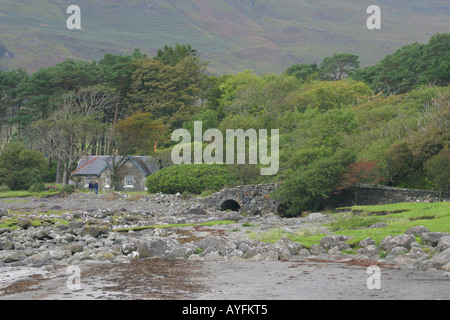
127,55 -> 207,129
0,142 -> 46,190
334,160 -> 384,202
27,97 -> 105,186
105,111 -> 166,192
285,63 -> 319,81
350,33 -> 450,94
155,43 -> 197,66
425,148 -> 450,200
319,53 -> 360,81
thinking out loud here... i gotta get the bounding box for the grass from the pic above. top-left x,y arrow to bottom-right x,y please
248,202 -> 450,249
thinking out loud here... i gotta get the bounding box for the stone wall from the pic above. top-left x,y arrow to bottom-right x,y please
326,184 -> 448,208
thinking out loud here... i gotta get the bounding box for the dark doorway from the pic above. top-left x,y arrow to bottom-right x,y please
220,199 -> 241,212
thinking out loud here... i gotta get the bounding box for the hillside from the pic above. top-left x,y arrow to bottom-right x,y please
0,0 -> 449,74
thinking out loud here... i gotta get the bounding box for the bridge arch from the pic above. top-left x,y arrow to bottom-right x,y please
220,199 -> 241,212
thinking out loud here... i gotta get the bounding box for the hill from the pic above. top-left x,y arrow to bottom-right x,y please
0,0 -> 449,74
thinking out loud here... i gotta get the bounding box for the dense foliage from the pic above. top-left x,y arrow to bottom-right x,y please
0,34 -> 448,216
145,164 -> 238,195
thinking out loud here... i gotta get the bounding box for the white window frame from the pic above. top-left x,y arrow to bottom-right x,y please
124,175 -> 134,188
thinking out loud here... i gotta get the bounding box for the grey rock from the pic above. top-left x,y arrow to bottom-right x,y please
380,235 -> 394,250
385,234 -> 415,251
121,243 -> 138,255
0,240 -> 15,250
61,212 -> 74,221
386,246 -> 408,259
29,252 -> 52,264
320,235 -> 352,250
68,221 -> 85,230
49,249 -> 72,261
436,236 -> 450,253
405,226 -> 430,235
196,236 -> 226,250
370,223 -> 388,228
274,236 -> 302,256
0,251 -> 21,263
93,251 -> 116,262
251,251 -> 279,262
363,245 -> 379,257
421,232 -> 450,247
137,237 -> 179,258
247,207 -> 261,216
166,247 -> 193,259
186,208 -> 208,215
423,248 -> 450,269
304,212 -> 325,222
64,243 -> 84,254
359,238 -> 376,248
310,244 -> 326,255
0,208 -> 9,218
0,228 -> 11,235
243,246 -> 267,259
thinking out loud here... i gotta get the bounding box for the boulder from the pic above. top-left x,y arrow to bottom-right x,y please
0,208 -> 9,218
0,251 -> 20,263
273,236 -> 302,256
436,236 -> 450,253
386,246 -> 408,259
0,240 -> 14,250
28,252 -> 52,264
196,236 -> 226,251
304,212 -> 326,222
421,232 -> 450,247
64,243 -> 84,254
137,237 -> 179,258
121,243 -> 138,255
49,249 -> 72,261
68,221 -> 85,230
310,244 -> 326,255
0,228 -> 11,235
359,238 -> 376,248
405,226 -> 430,235
423,248 -> 450,269
362,245 -> 379,257
320,235 -> 352,250
166,247 -> 193,259
384,234 -> 415,251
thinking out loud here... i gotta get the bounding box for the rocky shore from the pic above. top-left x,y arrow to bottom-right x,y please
1,191 -> 449,299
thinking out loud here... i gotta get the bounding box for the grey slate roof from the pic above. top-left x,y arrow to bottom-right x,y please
73,156 -> 158,176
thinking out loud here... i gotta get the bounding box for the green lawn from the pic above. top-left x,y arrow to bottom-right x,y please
250,202 -> 450,249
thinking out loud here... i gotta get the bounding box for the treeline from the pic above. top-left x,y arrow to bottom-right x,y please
0,34 -> 448,216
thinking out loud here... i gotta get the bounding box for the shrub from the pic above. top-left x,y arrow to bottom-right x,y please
145,164 -> 238,195
28,183 -> 46,193
61,184 -> 75,194
0,185 -> 10,193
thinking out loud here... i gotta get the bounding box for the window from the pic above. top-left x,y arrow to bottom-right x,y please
85,176 -> 92,187
125,175 -> 134,188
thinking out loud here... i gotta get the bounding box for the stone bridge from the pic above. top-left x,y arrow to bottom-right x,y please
200,183 -> 281,214
198,183 -> 447,215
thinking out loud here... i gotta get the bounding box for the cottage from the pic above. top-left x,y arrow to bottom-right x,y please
72,155 -> 160,192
